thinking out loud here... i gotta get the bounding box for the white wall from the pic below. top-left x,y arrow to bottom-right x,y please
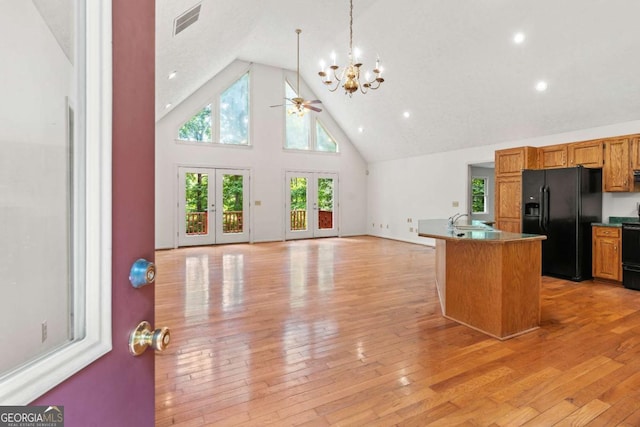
0,1 -> 73,372
368,120 -> 640,246
155,61 -> 368,248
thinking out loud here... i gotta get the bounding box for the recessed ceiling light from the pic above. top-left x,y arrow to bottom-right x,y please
535,81 -> 548,92
358,126 -> 364,133
165,103 -> 172,109
513,32 -> 525,44
168,71 -> 177,80
403,111 -> 411,118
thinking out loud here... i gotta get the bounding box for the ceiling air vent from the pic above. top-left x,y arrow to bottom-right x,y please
173,3 -> 201,36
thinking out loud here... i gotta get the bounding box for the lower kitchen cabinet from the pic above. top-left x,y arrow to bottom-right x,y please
592,226 -> 622,281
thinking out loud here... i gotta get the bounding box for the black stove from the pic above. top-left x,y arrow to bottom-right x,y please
622,222 -> 640,290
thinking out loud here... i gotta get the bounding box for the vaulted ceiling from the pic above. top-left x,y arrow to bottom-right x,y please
156,0 -> 640,163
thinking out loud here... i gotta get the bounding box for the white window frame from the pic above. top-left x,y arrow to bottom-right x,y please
471,176 -> 488,214
283,77 -> 311,151
315,118 -> 339,153
176,71 -> 251,147
282,74 -> 339,154
0,0 -> 113,405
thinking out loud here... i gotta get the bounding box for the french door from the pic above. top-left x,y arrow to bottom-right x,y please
178,167 -> 250,246
285,171 -> 338,240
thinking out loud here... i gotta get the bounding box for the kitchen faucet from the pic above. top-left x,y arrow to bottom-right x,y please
448,213 -> 469,228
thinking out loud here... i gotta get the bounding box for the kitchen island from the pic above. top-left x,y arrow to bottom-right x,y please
418,219 -> 546,340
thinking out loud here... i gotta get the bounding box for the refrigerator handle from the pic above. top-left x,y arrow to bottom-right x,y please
538,186 -> 544,230
542,186 -> 550,231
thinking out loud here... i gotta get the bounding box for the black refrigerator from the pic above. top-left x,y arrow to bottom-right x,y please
522,166 -> 602,281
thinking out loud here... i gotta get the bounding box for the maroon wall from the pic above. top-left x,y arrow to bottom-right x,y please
32,1 -> 156,425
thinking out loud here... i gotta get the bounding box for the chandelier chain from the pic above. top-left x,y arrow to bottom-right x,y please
349,0 -> 353,56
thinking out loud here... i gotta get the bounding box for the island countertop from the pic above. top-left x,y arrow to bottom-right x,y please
418,219 -> 546,242
418,218 -> 545,340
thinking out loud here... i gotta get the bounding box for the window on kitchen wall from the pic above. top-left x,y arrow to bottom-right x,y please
471,177 -> 487,214
284,79 -> 339,153
177,72 -> 250,145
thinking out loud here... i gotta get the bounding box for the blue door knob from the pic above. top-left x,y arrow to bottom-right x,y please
129,258 -> 156,288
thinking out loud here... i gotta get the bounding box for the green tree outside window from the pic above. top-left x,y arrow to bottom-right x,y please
471,177 -> 487,213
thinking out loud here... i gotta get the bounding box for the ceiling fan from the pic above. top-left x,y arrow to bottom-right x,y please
270,29 -> 322,115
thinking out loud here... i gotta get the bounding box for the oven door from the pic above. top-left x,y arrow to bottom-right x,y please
622,224 -> 640,265
623,265 -> 640,291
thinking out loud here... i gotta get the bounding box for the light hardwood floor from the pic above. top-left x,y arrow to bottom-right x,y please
155,236 -> 640,426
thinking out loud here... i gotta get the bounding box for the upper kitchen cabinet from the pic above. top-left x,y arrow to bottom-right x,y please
632,135 -> 640,170
495,147 -> 537,176
568,140 -> 603,168
603,136 -> 634,192
538,144 -> 568,169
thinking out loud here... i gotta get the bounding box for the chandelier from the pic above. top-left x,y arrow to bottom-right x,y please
318,0 -> 385,96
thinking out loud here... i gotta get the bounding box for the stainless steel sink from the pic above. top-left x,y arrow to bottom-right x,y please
454,225 -> 493,231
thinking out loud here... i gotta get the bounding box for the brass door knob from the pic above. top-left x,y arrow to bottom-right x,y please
129,321 -> 171,356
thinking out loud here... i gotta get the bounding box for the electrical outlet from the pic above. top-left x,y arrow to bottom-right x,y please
452,201 -> 459,207
42,321 -> 47,343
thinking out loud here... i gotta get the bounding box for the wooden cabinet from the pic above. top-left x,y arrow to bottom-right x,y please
495,175 -> 522,233
603,136 -> 633,192
494,147 -> 537,233
592,226 -> 621,282
632,135 -> 640,170
495,147 -> 537,176
568,140 -> 603,168
538,144 -> 568,169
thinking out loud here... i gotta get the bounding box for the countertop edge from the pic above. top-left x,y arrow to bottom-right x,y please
418,232 -> 546,243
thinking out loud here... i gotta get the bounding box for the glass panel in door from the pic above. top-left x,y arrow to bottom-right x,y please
285,172 -> 338,240
286,173 -> 313,240
314,173 -> 338,238
178,167 -> 215,246
317,177 -> 334,230
215,169 -> 250,244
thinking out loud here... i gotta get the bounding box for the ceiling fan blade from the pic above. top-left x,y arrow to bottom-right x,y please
303,100 -> 322,105
304,105 -> 322,112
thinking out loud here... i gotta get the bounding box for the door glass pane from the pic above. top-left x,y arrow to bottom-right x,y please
0,1 -> 76,376
222,174 -> 244,234
290,177 -> 308,231
318,178 -> 334,230
185,172 -> 209,235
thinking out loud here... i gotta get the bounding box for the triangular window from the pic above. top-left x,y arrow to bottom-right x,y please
177,72 -> 250,144
316,120 -> 338,153
178,104 -> 212,142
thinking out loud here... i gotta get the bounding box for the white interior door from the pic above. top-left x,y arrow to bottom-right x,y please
285,171 -> 338,240
178,167 -> 250,246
